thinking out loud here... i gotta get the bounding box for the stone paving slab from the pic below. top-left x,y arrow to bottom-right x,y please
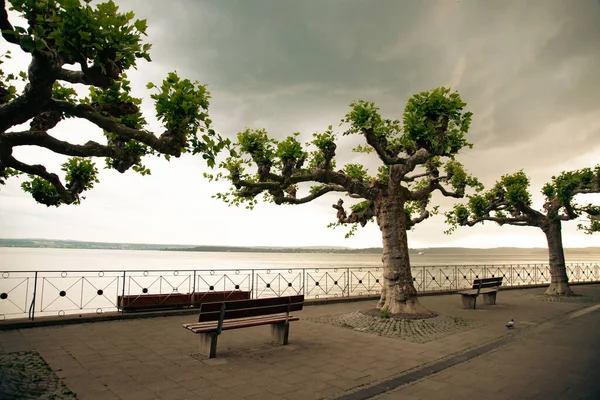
0,284 -> 599,399
373,304 -> 600,400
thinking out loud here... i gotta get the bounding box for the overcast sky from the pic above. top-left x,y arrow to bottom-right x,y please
1,0 -> 600,249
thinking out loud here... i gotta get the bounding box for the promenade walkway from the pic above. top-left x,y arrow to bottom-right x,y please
1,284 -> 599,400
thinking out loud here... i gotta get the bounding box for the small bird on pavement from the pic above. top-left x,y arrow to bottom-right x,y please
506,319 -> 515,329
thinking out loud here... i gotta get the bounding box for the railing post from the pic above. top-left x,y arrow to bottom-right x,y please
346,268 -> 350,297
454,266 -> 457,290
192,270 -> 196,294
29,271 -> 38,321
251,269 -> 255,299
121,271 -> 126,314
302,268 -> 306,297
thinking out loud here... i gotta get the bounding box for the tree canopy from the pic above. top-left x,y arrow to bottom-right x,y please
445,166 -> 600,234
208,87 -> 481,314
0,0 -> 227,206
208,87 -> 481,233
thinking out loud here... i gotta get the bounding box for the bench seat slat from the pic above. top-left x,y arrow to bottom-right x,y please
184,314 -> 298,333
459,287 -> 499,296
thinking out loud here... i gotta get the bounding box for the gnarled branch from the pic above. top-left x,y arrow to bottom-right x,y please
4,130 -> 116,158
332,198 -> 375,227
49,99 -> 185,156
273,184 -> 347,205
5,155 -> 77,205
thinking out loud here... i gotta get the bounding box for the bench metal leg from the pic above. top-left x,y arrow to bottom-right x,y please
271,322 -> 289,345
483,292 -> 497,305
461,295 -> 477,309
199,332 -> 219,358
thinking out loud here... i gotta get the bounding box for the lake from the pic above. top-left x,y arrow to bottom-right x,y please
1,247 -> 600,272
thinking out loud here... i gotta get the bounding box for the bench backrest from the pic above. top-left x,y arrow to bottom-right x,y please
471,277 -> 503,290
198,295 -> 304,323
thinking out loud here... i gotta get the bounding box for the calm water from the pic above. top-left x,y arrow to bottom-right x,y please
1,247 -> 599,272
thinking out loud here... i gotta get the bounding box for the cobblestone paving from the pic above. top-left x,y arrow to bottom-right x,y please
307,311 -> 486,343
0,351 -> 77,400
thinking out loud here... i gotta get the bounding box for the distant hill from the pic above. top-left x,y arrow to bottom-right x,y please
1,238 -> 599,256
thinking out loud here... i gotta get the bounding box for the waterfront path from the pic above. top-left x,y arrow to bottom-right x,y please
1,284 -> 599,399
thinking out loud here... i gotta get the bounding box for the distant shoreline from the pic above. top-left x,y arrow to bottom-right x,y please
1,238 -> 600,256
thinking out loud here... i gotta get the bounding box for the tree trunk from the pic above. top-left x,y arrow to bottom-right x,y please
542,219 -> 573,295
376,195 -> 433,315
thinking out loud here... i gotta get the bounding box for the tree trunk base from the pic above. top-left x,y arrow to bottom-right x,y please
544,281 -> 574,296
377,297 -> 436,317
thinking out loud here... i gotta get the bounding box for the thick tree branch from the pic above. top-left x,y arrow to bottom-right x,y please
56,68 -> 113,89
5,155 -> 76,205
236,168 -> 375,201
364,128 -> 406,165
465,215 -> 533,227
4,130 -> 116,158
273,184 -> 347,205
403,172 -> 431,182
49,99 -> 185,156
409,199 -> 429,226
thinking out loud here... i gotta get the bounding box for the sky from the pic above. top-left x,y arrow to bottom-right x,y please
1,0 -> 600,249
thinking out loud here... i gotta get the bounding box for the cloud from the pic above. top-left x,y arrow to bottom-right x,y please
1,0 -> 600,250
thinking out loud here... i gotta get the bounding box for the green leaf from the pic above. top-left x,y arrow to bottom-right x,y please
20,36 -> 36,52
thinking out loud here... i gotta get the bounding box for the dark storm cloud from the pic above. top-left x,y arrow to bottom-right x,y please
127,0 -> 600,153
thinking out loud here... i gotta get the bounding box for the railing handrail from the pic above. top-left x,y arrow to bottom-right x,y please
1,262 -> 599,321
1,261 -> 599,274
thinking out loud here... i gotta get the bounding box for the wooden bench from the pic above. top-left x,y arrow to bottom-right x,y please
459,277 -> 503,309
117,290 -> 250,312
183,295 -> 304,358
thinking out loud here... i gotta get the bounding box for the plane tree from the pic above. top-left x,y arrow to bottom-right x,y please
207,87 -> 481,315
0,0 -> 227,206
445,166 -> 600,295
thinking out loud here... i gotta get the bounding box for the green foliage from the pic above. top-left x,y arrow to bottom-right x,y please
402,87 -> 472,156
20,158 -> 97,206
147,72 -> 227,166
51,82 -> 77,102
308,127 -> 337,169
0,168 -> 21,186
236,128 -> 276,165
21,177 -> 56,205
276,133 -> 306,161
326,220 -> 360,239
342,87 -> 472,157
544,166 -> 599,205
380,309 -> 391,319
0,51 -> 25,103
343,100 -> 401,137
9,0 -> 151,70
444,160 -> 483,193
352,144 -> 374,154
62,157 -> 99,193
343,163 -> 368,181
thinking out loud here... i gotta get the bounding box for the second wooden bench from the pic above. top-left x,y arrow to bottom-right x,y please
458,277 -> 503,309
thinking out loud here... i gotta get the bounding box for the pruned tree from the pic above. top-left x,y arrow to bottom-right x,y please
207,87 -> 481,315
445,166 -> 600,295
0,0 -> 227,206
